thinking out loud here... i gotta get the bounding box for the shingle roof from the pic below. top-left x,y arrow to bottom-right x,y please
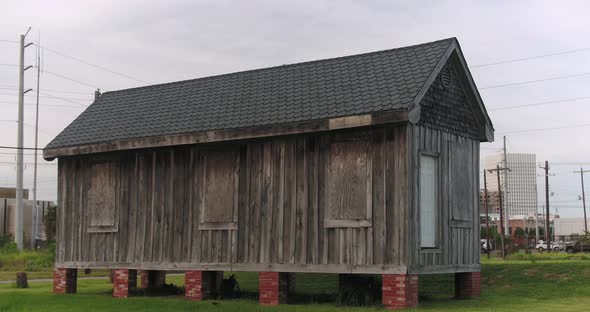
45,38 -> 455,149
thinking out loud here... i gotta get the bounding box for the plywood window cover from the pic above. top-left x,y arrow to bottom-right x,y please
87,160 -> 119,233
324,135 -> 373,228
450,142 -> 472,222
198,150 -> 239,230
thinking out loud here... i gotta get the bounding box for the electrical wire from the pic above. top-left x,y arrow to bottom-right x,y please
0,92 -> 92,101
42,69 -> 103,90
35,90 -> 89,107
488,96 -> 590,111
0,101 -> 83,109
473,47 -> 590,68
36,43 -> 151,84
496,123 -> 590,135
0,146 -> 43,150
480,72 -> 590,90
0,85 -> 93,95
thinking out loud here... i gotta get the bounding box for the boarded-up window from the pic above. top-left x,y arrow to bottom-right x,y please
324,138 -> 372,228
88,161 -> 119,233
199,150 -> 238,230
451,142 -> 472,221
420,154 -> 438,248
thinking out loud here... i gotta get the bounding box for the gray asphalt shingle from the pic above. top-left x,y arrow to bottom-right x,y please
45,38 -> 454,149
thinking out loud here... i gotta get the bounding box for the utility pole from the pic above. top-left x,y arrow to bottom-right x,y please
534,184 -> 539,245
483,170 -> 491,259
488,165 -> 511,259
16,27 -> 33,250
31,33 -> 41,249
539,161 -> 551,253
574,168 -> 588,237
502,136 -> 509,236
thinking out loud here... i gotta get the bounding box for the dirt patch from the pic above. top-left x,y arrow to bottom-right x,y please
543,273 -> 569,281
582,269 -> 590,278
522,269 -> 538,277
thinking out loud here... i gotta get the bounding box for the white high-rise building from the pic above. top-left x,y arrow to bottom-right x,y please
484,153 -> 537,217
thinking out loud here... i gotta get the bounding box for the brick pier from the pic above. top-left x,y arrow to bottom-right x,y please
112,269 -> 137,298
382,274 -> 418,310
455,272 -> 481,299
53,268 -> 77,294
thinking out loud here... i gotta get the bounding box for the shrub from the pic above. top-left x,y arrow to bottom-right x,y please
0,234 -> 17,254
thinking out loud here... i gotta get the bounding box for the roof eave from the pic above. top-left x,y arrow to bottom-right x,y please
43,110 -> 410,160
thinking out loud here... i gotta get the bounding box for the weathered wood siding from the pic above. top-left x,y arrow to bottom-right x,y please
408,125 -> 480,273
56,125 -> 412,273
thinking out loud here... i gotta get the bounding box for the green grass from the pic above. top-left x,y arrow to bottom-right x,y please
0,249 -> 54,272
1,258 -> 589,311
0,270 -> 110,281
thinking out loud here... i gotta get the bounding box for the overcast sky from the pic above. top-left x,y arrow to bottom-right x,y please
0,0 -> 588,217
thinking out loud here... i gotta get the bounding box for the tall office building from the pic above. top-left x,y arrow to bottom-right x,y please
484,153 -> 537,217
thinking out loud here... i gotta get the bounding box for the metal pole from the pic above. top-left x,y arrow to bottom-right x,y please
575,168 -> 588,235
503,136 -> 509,236
534,184 -> 539,245
544,161 -> 551,253
31,35 -> 41,249
484,170 -> 490,258
496,165 -> 505,259
15,34 -> 25,250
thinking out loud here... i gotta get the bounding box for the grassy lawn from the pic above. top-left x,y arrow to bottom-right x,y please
1,255 -> 589,311
0,248 -> 109,281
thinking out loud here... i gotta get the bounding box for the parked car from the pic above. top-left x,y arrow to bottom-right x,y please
536,240 -> 563,252
565,240 -> 590,253
480,239 -> 493,252
552,241 -> 566,252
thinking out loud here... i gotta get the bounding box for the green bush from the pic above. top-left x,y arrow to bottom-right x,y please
0,235 -> 17,254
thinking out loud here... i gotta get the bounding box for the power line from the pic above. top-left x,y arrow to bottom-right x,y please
0,152 -> 38,156
473,47 -> 590,68
480,72 -> 590,90
0,146 -> 43,150
0,92 -> 93,101
0,101 -> 83,109
488,96 -> 590,111
551,162 -> 590,166
0,161 -> 56,166
0,85 -> 94,95
42,69 -> 103,90
35,90 -> 89,107
37,43 -> 151,84
497,123 -> 590,135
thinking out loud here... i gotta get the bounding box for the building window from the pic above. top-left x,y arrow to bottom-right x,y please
199,149 -> 239,230
420,153 -> 438,248
324,134 -> 372,228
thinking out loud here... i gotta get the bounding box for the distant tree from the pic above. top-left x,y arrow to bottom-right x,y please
481,226 -> 499,241
514,227 -> 526,239
44,205 -> 57,242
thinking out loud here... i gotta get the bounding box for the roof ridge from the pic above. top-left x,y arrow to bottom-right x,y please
102,37 -> 456,96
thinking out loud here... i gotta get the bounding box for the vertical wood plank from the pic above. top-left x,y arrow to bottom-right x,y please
307,137 -> 319,264
295,137 -> 308,264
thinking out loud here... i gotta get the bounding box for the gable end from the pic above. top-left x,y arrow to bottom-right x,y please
417,61 -> 479,140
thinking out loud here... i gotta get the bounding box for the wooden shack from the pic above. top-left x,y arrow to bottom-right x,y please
45,38 -> 493,309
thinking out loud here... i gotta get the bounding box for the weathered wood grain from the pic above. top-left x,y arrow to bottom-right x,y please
54,123 -> 479,274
